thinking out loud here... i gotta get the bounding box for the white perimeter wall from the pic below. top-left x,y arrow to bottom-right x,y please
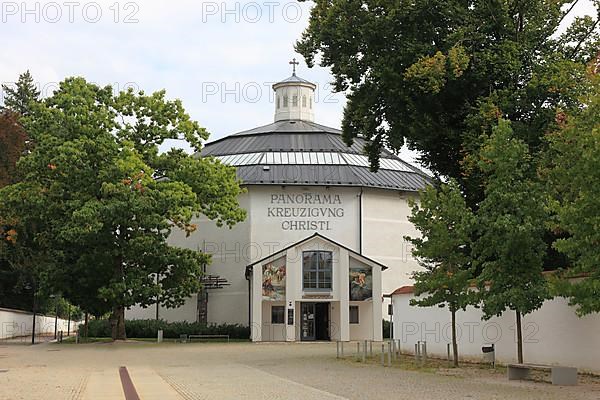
0,308 -> 76,340
392,294 -> 600,373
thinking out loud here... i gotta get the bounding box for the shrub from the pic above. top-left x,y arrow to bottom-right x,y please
80,319 -> 250,339
382,319 -> 393,339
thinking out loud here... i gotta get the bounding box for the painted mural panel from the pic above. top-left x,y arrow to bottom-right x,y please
349,267 -> 372,301
262,257 -> 286,301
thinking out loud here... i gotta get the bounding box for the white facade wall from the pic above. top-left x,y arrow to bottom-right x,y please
392,293 -> 600,373
329,301 -> 342,341
127,193 -> 253,324
349,302 -> 373,340
248,186 -> 361,254
362,189 -> 422,299
127,184 -> 418,335
0,308 -> 76,340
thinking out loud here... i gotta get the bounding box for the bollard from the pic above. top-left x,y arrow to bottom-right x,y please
381,343 -> 385,366
388,341 -> 392,366
75,331 -> 79,344
447,343 -> 451,364
357,341 -> 360,355
341,341 -> 344,357
422,341 -> 428,362
369,341 -> 373,357
157,329 -> 164,344
362,340 -> 367,363
337,341 -> 340,359
415,343 -> 420,362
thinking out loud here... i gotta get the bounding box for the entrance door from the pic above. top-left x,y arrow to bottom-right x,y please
301,303 -> 315,341
315,302 -> 330,341
301,302 -> 330,341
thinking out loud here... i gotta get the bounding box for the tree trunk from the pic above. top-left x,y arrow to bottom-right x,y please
110,255 -> 127,341
516,310 -> 523,363
451,309 -> 459,367
110,306 -> 127,341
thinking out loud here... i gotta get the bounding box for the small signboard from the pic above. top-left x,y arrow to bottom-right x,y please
302,294 -> 333,299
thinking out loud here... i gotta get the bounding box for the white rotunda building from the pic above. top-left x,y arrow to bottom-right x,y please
127,67 -> 431,342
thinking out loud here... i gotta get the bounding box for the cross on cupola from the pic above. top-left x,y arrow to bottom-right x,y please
289,58 -> 300,75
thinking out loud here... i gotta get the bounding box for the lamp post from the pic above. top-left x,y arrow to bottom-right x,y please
25,282 -> 37,345
49,294 -> 58,340
67,304 -> 71,337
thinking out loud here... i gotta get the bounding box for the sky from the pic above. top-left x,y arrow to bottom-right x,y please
1,0 -> 597,167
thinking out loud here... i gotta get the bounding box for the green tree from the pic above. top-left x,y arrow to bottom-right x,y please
0,181 -> 58,343
473,119 -> 548,364
297,1 -> 598,196
0,77 -> 246,340
544,71 -> 600,315
2,70 -> 40,116
405,180 -> 475,367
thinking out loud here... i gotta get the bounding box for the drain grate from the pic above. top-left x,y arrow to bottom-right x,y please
0,370 -> 8,373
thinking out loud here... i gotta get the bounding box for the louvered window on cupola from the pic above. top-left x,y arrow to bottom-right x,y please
277,96 -> 280,109
292,95 -> 298,107
302,95 -> 307,107
283,96 -> 288,107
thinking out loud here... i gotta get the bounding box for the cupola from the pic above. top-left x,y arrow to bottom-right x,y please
272,58 -> 317,122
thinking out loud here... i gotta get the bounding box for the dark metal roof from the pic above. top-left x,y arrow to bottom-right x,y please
200,120 -> 432,192
202,132 -> 368,156
233,165 -> 430,191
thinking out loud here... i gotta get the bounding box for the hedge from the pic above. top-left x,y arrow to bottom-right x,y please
80,319 -> 250,339
383,319 -> 393,339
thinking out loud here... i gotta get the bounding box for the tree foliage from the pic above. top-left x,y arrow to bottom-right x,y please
0,72 -> 39,312
297,0 -> 599,193
405,179 -> 475,366
0,77 -> 246,339
544,72 -> 600,315
473,119 -> 548,362
0,111 -> 28,188
1,70 -> 40,116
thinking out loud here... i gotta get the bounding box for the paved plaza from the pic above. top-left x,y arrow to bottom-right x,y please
0,341 -> 598,400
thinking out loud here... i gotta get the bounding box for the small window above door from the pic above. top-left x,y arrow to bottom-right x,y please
349,306 -> 359,324
271,305 -> 285,324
